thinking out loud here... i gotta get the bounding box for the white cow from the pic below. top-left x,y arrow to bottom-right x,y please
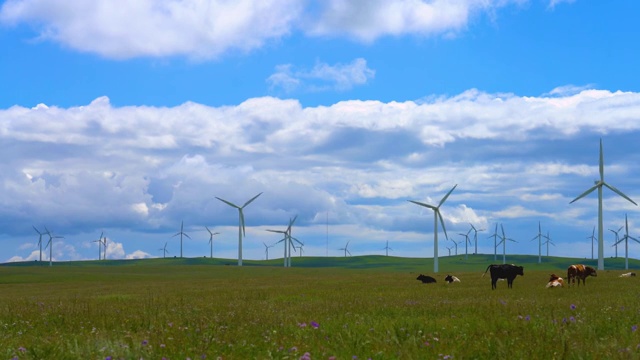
445,274 -> 460,284
620,272 -> 637,277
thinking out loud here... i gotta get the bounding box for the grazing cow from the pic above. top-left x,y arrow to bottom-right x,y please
445,274 -> 460,284
567,264 -> 597,286
416,274 -> 437,284
620,272 -> 637,277
546,273 -> 564,288
482,264 -> 524,289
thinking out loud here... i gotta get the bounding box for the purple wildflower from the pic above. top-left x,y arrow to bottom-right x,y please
142,340 -> 148,346
299,322 -> 307,328
570,316 -> 576,322
17,347 -> 26,353
633,325 -> 638,332
311,321 -> 319,329
570,304 -> 576,310
105,357 -> 112,360
525,315 -> 531,321
290,346 -> 298,352
299,352 -> 311,360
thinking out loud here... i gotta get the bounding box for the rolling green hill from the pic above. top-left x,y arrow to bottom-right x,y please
3,253 -> 639,273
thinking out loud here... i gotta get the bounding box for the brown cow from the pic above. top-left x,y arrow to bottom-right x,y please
546,273 -> 564,288
567,264 -> 597,286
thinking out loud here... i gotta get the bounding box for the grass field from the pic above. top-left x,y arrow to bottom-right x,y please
2,254 -> 640,359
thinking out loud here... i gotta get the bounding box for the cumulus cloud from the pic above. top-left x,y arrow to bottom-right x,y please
2,87 -> 640,261
268,58 -> 375,93
1,0 -> 536,59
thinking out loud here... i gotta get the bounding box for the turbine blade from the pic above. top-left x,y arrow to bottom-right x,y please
438,184 -> 457,207
570,184 -> 599,203
242,192 -> 263,208
602,182 -> 638,206
437,210 -> 449,240
599,138 -> 604,181
215,197 -> 240,209
409,200 -> 436,210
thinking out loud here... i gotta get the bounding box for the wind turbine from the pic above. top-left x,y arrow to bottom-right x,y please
216,192 -> 262,266
93,231 -> 104,260
339,241 -> 352,257
409,184 -> 457,273
44,227 -> 63,267
382,240 -> 393,256
458,228 -> 472,260
205,226 -> 220,259
570,138 -> 638,270
266,215 -> 300,267
101,235 -> 108,260
267,228 -> 288,267
263,242 -> 274,260
284,216 -> 302,267
33,226 -> 46,262
470,223 -> 485,255
172,220 -> 191,258
497,224 -> 517,264
609,225 -> 623,258
446,246 -> 453,256
487,224 -> 500,261
613,214 -> 639,270
543,231 -> 554,257
586,226 -> 596,259
531,222 -> 544,264
449,238 -> 461,256
159,242 -> 169,258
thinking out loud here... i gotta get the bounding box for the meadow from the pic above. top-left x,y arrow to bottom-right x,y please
1,255 -> 640,359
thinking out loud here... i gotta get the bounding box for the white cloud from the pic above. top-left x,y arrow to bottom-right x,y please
268,58 -> 375,92
0,0 -> 303,59
0,0 -> 534,59
548,0 -> 577,10
105,240 -> 125,259
126,250 -> 152,259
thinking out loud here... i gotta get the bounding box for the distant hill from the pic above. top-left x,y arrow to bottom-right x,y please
3,254 -> 639,272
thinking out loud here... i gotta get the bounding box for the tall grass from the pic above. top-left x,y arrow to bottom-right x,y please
1,261 -> 639,359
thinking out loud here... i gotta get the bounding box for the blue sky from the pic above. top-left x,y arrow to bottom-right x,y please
1,0 -> 640,267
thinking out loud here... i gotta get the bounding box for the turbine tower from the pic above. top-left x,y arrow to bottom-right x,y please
458,228 -> 472,260
497,224 -> 517,264
446,246 -> 453,256
338,241 -> 352,257
570,139 -> 638,270
159,242 -> 169,258
487,224 -> 500,261
382,240 -> 393,256
586,226 -> 596,260
267,228 -> 288,267
172,220 -> 191,258
93,231 -> 104,260
409,184 -> 457,273
205,226 -> 220,258
33,226 -> 46,263
263,242 -> 274,260
470,223 -> 484,255
44,227 -> 63,267
101,235 -> 107,260
543,231 -> 554,256
613,214 -> 639,270
531,222 -> 544,264
266,215 -> 301,267
609,225 -> 623,258
216,192 -> 262,266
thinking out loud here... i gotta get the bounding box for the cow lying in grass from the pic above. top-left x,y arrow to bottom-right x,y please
620,272 -> 636,277
445,274 -> 460,284
416,274 -> 436,283
546,274 -> 564,288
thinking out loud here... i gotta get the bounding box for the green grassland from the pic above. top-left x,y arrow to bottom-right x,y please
2,255 -> 640,359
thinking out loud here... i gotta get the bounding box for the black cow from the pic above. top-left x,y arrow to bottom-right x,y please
482,264 -> 524,289
416,274 -> 437,283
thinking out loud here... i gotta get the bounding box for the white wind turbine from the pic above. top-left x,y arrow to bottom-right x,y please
487,224 -> 500,261
586,226 -> 596,259
33,226 -> 46,263
205,226 -> 220,259
267,228 -> 288,267
458,228 -> 472,260
284,216 -> 302,267
172,220 -> 191,258
382,240 -> 393,256
338,241 -> 352,257
609,225 -> 623,258
470,223 -> 485,255
159,242 -> 169,258
543,231 -> 554,257
267,215 -> 300,267
446,245 -> 453,256
93,231 -> 104,260
44,227 -> 63,267
570,139 -> 638,270
101,235 -> 108,260
613,214 -> 639,270
531,222 -> 544,264
449,238 -> 461,256
216,192 -> 262,266
263,242 -> 274,260
409,184 -> 457,273
497,224 -> 517,264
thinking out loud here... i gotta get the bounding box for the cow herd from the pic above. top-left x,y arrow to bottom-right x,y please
416,263 -> 632,289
